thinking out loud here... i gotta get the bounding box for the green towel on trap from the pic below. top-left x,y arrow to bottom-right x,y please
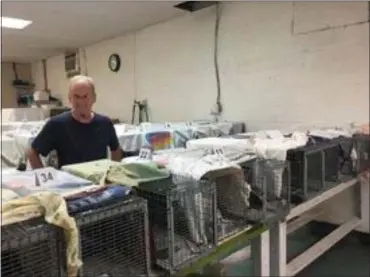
61,159 -> 170,187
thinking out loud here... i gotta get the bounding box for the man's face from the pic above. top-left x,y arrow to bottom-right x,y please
68,82 -> 95,115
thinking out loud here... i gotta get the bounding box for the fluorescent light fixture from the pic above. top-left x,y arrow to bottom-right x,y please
1,16 -> 32,29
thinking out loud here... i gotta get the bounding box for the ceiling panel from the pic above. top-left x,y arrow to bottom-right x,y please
2,1 -> 185,62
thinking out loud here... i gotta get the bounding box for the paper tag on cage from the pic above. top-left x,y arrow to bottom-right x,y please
164,122 -> 172,128
35,168 -> 57,187
213,147 -> 224,156
139,147 -> 153,160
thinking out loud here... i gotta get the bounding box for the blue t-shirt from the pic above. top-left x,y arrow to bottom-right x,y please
31,112 -> 120,168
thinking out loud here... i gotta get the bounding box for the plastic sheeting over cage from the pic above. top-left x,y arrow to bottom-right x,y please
1,120 -> 54,169
115,121 -> 241,152
2,108 -> 48,123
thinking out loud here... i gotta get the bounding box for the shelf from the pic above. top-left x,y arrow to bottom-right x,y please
13,84 -> 35,89
173,224 -> 267,276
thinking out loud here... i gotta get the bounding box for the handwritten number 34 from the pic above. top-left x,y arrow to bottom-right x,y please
40,172 -> 54,183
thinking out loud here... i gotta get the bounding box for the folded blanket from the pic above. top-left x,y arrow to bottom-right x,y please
62,159 -> 171,186
66,185 -> 132,214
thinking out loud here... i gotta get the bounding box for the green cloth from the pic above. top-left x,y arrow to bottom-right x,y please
61,159 -> 170,186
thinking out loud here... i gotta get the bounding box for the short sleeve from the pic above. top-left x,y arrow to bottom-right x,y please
31,120 -> 56,156
107,120 -> 120,151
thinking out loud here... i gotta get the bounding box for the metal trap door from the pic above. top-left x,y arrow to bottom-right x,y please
1,218 -> 66,277
75,198 -> 150,277
213,171 -> 251,241
353,133 -> 370,173
332,137 -> 356,176
136,176 -> 216,273
288,143 -> 341,203
253,159 -> 291,223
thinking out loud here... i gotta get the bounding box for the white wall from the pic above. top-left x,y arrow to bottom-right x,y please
32,2 -> 369,129
2,62 -> 33,108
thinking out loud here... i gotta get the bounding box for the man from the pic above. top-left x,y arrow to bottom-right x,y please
27,75 -> 122,169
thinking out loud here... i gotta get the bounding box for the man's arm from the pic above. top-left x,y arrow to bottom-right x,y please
27,121 -> 56,169
27,147 -> 44,169
107,120 -> 122,161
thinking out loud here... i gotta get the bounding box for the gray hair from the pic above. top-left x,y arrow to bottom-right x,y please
68,75 -> 96,96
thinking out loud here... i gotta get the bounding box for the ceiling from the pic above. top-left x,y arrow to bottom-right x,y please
2,0 -> 186,62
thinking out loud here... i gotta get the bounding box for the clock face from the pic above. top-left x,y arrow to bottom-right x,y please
108,54 -> 121,72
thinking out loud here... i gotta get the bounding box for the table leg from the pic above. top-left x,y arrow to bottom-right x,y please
270,221 -> 287,276
251,229 -> 270,276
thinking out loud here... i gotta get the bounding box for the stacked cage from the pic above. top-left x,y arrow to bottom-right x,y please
134,175 -> 216,274
286,140 -> 341,204
68,196 -> 151,277
1,217 -> 66,277
353,133 -> 370,173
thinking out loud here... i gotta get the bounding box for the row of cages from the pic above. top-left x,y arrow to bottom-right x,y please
2,133 -> 369,277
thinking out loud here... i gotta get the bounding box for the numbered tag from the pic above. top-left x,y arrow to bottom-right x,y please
213,147 -> 224,156
164,122 -> 172,128
35,168 -> 56,187
139,147 -> 153,160
186,121 -> 193,127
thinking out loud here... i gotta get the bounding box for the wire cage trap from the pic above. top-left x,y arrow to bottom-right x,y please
69,196 -> 151,277
200,155 -> 291,242
134,175 -> 216,274
286,140 -> 341,204
243,158 -> 291,224
353,133 -> 370,173
309,135 -> 357,178
207,165 -> 253,242
1,217 -> 66,277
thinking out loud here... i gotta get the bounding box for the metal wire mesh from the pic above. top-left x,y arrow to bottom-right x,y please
70,196 -> 150,277
353,133 -> 370,173
207,158 -> 255,241
134,176 -> 216,273
1,217 -> 66,277
287,141 -> 341,204
310,136 -> 356,177
245,158 -> 291,224
198,155 -> 291,242
334,137 -> 356,177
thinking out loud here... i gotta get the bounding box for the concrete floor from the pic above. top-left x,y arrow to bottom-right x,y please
226,224 -> 370,276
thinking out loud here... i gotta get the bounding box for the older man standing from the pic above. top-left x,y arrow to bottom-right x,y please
28,75 -> 122,169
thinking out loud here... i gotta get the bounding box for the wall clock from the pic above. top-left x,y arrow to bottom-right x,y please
108,53 -> 121,72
